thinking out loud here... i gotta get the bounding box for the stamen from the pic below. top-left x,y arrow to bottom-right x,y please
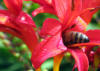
90,6 -> 100,12
68,42 -> 100,47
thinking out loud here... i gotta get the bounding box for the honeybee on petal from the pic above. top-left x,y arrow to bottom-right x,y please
62,31 -> 90,46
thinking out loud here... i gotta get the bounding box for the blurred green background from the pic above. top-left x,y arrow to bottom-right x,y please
0,0 -> 100,71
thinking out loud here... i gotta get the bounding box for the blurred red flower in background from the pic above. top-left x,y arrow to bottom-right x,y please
0,0 -> 38,52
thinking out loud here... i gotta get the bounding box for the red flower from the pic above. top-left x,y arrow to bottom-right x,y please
31,0 -> 100,71
32,0 -> 100,24
0,0 -> 38,52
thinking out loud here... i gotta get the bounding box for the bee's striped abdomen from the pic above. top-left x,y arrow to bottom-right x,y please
71,32 -> 89,43
63,31 -> 90,46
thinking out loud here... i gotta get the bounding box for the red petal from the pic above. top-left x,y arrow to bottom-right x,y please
0,15 -> 38,52
0,23 -> 38,52
17,23 -> 38,52
39,18 -> 62,38
82,0 -> 100,9
53,0 -> 71,22
0,15 -> 21,36
24,0 -> 32,1
0,14 -> 19,30
68,49 -> 89,71
32,6 -> 55,17
16,11 -> 36,27
80,0 -> 100,24
63,1 -> 99,30
0,14 -> 20,29
3,0 -> 23,15
0,24 -> 22,38
31,32 -> 67,69
80,10 -> 98,24
71,0 -> 82,11
86,30 -> 100,43
63,8 -> 96,31
32,0 -> 52,6
69,16 -> 87,32
0,10 -> 11,17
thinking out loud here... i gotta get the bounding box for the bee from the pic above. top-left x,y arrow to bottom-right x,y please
63,31 -> 89,46
62,23 -> 90,46
62,31 -> 90,46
